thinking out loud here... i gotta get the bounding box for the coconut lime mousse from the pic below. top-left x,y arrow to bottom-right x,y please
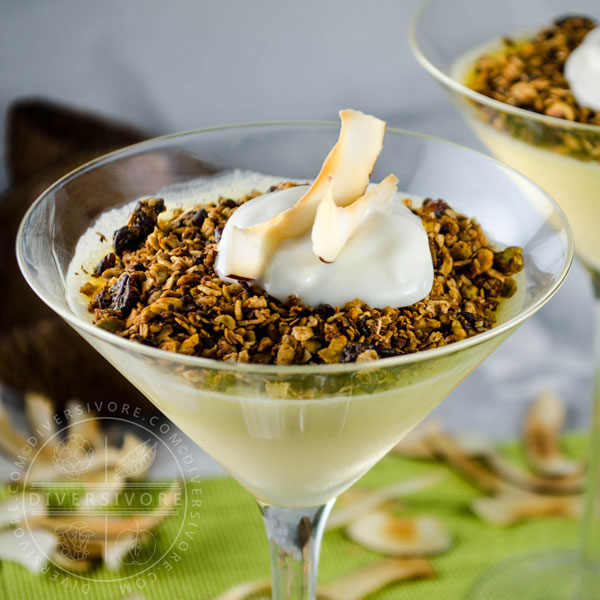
66,110 -> 524,505
455,15 -> 600,270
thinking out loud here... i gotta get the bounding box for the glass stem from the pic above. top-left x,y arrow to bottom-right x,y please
578,267 -> 600,599
259,500 -> 335,600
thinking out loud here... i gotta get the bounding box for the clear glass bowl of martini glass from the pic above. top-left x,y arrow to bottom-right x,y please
17,122 -> 572,599
412,0 -> 600,598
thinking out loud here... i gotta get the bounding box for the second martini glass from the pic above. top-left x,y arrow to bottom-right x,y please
17,123 -> 571,599
411,0 -> 600,597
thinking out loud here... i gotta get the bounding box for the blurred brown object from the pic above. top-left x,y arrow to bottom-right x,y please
1,98 -> 153,411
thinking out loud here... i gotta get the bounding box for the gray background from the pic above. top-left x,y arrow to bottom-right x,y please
0,0 -> 594,476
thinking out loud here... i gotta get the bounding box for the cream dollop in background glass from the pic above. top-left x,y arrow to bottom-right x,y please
565,27 -> 600,111
215,184 -> 434,308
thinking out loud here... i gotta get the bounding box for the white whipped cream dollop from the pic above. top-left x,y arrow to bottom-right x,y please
215,185 -> 434,309
565,27 -> 600,111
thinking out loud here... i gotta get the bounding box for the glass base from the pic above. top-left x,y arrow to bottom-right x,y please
467,550 -> 600,600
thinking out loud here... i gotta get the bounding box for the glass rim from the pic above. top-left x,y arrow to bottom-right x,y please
16,120 -> 574,375
409,0 -> 600,135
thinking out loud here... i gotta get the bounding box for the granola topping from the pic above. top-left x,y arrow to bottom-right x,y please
468,15 -> 599,124
77,188 -> 523,365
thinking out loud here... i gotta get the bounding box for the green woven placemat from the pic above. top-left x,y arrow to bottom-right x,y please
0,434 -> 586,600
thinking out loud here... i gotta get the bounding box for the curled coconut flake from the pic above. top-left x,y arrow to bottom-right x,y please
0,400 -> 31,460
31,481 -> 179,537
458,433 -> 584,495
0,491 -> 42,529
50,550 -> 94,573
390,427 -> 435,460
214,558 -> 435,600
424,423 -> 513,495
312,174 -> 398,263
213,579 -> 271,600
524,389 -> 584,478
65,399 -> 103,449
326,472 -> 444,530
222,109 -> 386,280
472,491 -> 583,526
0,527 -> 57,574
25,434 -> 141,485
320,558 -> 435,600
25,391 -> 60,460
345,510 -> 451,557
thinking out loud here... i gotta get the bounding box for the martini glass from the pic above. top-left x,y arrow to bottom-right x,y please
17,123 -> 571,599
411,1 -> 600,598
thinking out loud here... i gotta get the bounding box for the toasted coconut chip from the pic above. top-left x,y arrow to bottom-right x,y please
345,510 -> 451,557
0,400 -> 31,461
25,391 -> 59,459
0,527 -> 57,574
50,550 -> 94,573
320,558 -> 435,600
214,559 -> 434,600
213,579 -> 271,600
425,424 -> 513,494
326,472 -> 444,530
0,491 -> 43,528
32,481 -> 179,537
65,400 -> 103,449
222,109 -> 386,280
458,433 -> 584,495
24,447 -> 123,484
390,427 -> 435,460
472,492 -> 583,526
24,434 -> 145,485
524,390 -> 584,478
312,174 -> 398,263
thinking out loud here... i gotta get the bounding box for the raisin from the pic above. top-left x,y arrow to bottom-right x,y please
221,198 -> 237,208
433,200 -> 449,218
93,252 -> 116,277
357,315 -> 376,337
95,286 -> 112,310
113,226 -> 142,257
181,294 -> 196,313
191,208 -> 208,228
340,342 -> 371,363
553,15 -> 594,28
316,304 -> 335,320
128,198 -> 165,237
459,311 -> 477,331
109,272 -> 143,314
392,336 -> 408,350
113,198 -> 166,257
374,346 -> 399,358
